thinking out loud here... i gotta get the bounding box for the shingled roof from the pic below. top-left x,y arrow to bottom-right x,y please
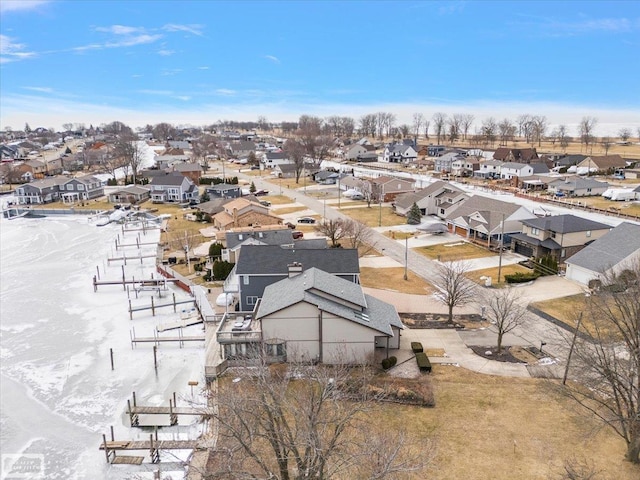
236,245 -> 360,275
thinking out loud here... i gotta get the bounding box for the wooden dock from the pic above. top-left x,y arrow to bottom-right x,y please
100,434 -> 198,464
128,294 -> 195,318
93,272 -> 179,292
130,327 -> 205,348
156,316 -> 203,332
126,391 -> 213,427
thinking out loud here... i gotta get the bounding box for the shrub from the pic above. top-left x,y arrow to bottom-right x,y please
504,271 -> 540,284
415,352 -> 432,373
381,358 -> 391,370
411,342 -> 424,353
388,356 -> 397,367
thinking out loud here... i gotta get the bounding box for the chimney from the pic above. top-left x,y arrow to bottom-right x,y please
288,262 -> 303,278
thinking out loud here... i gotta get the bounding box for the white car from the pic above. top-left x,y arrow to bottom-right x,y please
215,293 -> 235,307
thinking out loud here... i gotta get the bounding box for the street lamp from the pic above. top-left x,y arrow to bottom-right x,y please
540,341 -> 547,355
378,195 -> 382,227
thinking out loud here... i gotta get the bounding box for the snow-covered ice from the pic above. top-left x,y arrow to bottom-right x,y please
1,216 -> 205,479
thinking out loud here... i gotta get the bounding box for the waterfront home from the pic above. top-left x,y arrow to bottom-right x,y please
149,172 -> 199,203
393,180 -> 468,218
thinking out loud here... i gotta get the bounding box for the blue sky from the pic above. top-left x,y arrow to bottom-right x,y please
1,0 -> 639,134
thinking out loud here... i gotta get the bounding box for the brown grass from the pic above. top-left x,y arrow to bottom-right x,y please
341,206 -> 402,227
466,264 -> 532,287
416,242 -> 495,261
272,206 -> 307,215
359,267 -> 433,294
262,195 -> 294,205
372,366 -> 637,480
573,196 -> 640,217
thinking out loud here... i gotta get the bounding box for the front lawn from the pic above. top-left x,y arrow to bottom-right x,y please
359,267 -> 434,294
416,242 -> 495,262
341,206 -> 404,227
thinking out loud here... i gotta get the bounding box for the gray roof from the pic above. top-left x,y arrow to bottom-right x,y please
236,245 -> 359,275
394,180 -> 464,209
256,267 -> 402,335
530,163 -> 550,174
566,222 -> 640,273
207,184 -> 241,192
291,239 -> 330,249
550,177 -> 609,190
501,162 -> 529,170
521,214 -> 611,234
149,173 -> 189,186
446,195 -> 522,221
511,233 -> 561,250
226,228 -> 294,250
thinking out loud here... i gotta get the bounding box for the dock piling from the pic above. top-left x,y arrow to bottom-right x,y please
121,266 -> 126,291
110,348 -> 114,370
96,265 -> 101,280
153,345 -> 158,370
110,425 -> 115,441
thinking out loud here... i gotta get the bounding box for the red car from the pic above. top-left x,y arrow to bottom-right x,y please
292,231 -> 304,239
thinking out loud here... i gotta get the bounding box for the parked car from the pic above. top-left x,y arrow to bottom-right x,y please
351,193 -> 364,200
292,231 -> 304,239
250,165 -> 260,170
255,189 -> 269,196
285,222 -> 296,229
297,217 -> 316,224
259,200 -> 271,207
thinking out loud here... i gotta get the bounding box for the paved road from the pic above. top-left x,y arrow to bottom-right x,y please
234,167 -> 579,378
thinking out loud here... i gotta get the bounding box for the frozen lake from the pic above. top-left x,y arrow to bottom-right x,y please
1,216 -> 204,479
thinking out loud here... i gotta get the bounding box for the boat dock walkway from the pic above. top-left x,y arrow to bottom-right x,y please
130,327 -> 205,347
100,432 -> 199,464
126,391 -> 213,427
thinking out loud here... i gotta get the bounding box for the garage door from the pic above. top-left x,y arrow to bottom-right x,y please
515,242 -> 533,258
454,226 -> 467,237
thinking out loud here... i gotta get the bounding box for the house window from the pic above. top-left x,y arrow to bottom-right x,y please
550,231 -> 556,238
531,227 -> 540,235
586,231 -> 591,237
243,275 -> 249,285
246,296 -> 259,305
67,184 -> 74,190
77,184 -> 84,191
561,249 -> 566,258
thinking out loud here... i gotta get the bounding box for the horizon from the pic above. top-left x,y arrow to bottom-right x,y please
1,0 -> 639,135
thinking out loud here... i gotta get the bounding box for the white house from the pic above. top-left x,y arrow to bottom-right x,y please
500,162 -> 534,180
474,160 -> 503,179
382,144 -> 417,164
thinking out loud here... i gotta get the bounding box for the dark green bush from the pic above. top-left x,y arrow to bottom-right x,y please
415,352 -> 432,373
411,342 -> 423,353
381,358 -> 391,370
388,356 -> 397,367
504,271 -> 540,284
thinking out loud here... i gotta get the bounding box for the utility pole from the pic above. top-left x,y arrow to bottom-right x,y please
404,235 -> 409,281
563,313 -> 583,385
497,213 -> 506,284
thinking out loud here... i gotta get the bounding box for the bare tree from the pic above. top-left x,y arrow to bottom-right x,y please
208,354 -> 433,479
432,112 -> 447,145
102,145 -> 127,180
579,117 -> 598,151
448,114 -> 464,144
560,263 -> 640,463
553,124 -> 571,151
283,138 -> 307,184
399,124 -> 410,138
191,133 -> 218,173
114,135 -> 145,184
412,113 -> 424,144
359,114 -> 377,138
601,137 -> 613,155
314,218 -> 347,247
516,114 -> 532,140
342,218 -> 375,252
459,114 -> 473,141
168,230 -> 202,272
340,116 -> 355,137
618,128 -> 631,143
257,115 -> 270,131
532,115 -> 547,147
498,118 -> 515,146
480,288 -> 528,354
433,261 -> 476,323
481,117 -> 498,147
556,456 -> 604,480
423,119 -> 431,140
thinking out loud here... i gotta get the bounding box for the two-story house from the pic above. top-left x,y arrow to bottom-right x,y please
206,184 -> 242,199
59,174 -> 105,203
382,144 -> 417,164
15,177 -> 67,204
451,157 -> 480,177
263,151 -> 291,169
369,175 -> 415,202
474,160 -> 503,179
344,143 -> 376,161
492,147 -> 538,163
149,172 -> 199,203
230,245 -> 360,311
434,152 -> 464,173
500,162 -> 534,180
212,197 -> 282,230
510,214 -> 611,262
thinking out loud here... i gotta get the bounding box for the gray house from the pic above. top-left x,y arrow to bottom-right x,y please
548,177 -> 609,197
149,172 -> 199,203
231,245 -> 360,311
59,175 -> 104,203
15,177 -> 67,204
206,184 -> 242,199
434,152 -> 464,173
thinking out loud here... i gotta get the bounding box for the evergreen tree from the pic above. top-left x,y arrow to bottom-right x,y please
250,181 -> 256,193
24,122 -> 31,134
407,202 -> 422,225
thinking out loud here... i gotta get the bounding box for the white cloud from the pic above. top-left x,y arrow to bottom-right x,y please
215,89 -> 237,96
175,96 -> 191,101
160,68 -> 182,76
157,49 -> 175,56
162,24 -> 204,36
264,55 -> 281,64
0,34 -> 35,63
0,0 -> 49,14
138,89 -> 174,96
22,86 -> 53,93
94,25 -> 146,35
197,66 -> 210,70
